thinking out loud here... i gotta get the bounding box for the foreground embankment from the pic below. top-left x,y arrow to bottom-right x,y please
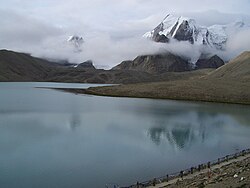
126,149 -> 250,188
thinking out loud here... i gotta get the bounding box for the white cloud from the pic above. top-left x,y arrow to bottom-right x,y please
0,1 -> 250,68
0,9 -> 63,49
220,28 -> 250,60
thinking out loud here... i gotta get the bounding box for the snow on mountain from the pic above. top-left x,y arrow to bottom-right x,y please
143,14 -> 245,50
67,35 -> 84,51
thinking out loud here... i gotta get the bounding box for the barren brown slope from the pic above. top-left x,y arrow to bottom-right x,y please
0,50 -> 59,81
84,52 -> 250,104
0,50 -> 213,84
207,51 -> 250,81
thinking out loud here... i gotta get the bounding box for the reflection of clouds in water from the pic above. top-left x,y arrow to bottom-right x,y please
130,100 -> 250,151
69,113 -> 81,130
0,113 -> 66,153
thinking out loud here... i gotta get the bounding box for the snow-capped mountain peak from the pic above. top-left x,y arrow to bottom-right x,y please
67,35 -> 84,49
160,14 -> 196,36
143,14 -> 246,50
143,14 -> 198,44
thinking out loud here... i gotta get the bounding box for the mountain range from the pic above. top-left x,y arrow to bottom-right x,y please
113,53 -> 224,74
0,49 -> 224,84
0,14 -> 249,88
143,14 -> 245,50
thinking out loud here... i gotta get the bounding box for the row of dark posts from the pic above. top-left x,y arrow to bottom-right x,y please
133,149 -> 249,188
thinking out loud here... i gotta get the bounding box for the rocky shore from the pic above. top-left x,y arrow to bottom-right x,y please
160,155 -> 250,188
129,151 -> 250,188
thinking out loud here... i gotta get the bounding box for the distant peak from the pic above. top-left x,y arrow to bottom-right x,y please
68,35 -> 84,42
67,35 -> 84,51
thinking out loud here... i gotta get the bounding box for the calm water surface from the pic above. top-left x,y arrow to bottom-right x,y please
0,82 -> 250,188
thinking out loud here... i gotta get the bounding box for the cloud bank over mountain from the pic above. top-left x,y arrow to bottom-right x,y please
0,0 -> 250,68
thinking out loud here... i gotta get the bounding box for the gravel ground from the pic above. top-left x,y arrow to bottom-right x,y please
147,155 -> 250,188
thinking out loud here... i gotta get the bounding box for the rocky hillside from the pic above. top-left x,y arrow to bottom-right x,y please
0,50 -> 58,81
0,50 -> 223,83
76,60 -> 96,70
112,53 -> 192,74
112,53 -> 224,74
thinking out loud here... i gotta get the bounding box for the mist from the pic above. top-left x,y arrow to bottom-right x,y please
31,26 -> 250,69
3,27 -> 250,69
0,6 -> 250,69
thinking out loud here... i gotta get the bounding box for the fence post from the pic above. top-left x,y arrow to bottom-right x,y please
153,178 -> 156,186
180,171 -> 183,180
234,153 -> 237,159
124,148 -> 249,188
191,167 -> 194,174
207,162 -> 211,169
242,150 -> 245,156
136,181 -> 139,188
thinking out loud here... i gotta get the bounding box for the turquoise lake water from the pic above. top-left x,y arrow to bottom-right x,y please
0,82 -> 250,188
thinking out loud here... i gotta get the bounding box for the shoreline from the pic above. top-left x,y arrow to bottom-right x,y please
82,78 -> 250,105
125,149 -> 250,188
40,87 -> 250,105
84,89 -> 250,105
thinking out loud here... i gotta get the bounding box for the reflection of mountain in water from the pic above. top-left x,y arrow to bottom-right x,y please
147,111 -> 225,150
148,124 -> 196,149
167,126 -> 192,149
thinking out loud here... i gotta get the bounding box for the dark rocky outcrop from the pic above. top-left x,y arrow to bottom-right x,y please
149,22 -> 170,43
208,51 -> 250,81
112,53 -> 192,74
196,55 -> 224,69
174,20 -> 194,44
59,60 -> 77,67
77,60 -> 96,69
154,33 -> 169,43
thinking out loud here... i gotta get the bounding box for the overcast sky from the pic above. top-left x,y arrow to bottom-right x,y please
0,0 -> 250,67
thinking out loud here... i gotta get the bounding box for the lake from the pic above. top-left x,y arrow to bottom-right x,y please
0,82 -> 250,188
